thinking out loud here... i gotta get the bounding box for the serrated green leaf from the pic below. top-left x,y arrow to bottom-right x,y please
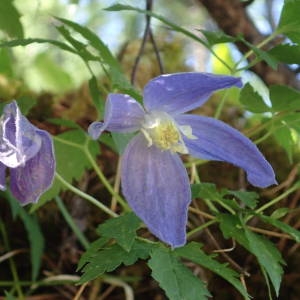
96,213 -> 141,251
191,183 -> 224,200
0,0 -> 23,38
149,247 -> 211,300
31,130 -> 100,210
227,190 -> 259,209
218,214 -> 250,249
175,242 -> 249,299
77,237 -> 109,270
78,240 -> 153,284
259,215 -> 300,242
245,229 -> 285,296
270,85 -> 300,111
239,83 -> 270,113
278,0 -> 300,44
269,44 -> 300,65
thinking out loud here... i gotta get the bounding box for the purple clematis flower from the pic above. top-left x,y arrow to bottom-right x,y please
0,100 -> 55,205
88,73 -> 276,248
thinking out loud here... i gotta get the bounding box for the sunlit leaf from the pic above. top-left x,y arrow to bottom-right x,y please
0,0 -> 24,38
239,83 -> 270,113
278,0 -> 300,44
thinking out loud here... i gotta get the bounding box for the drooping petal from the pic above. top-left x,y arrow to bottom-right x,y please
121,134 -> 191,248
0,163 -> 6,190
10,130 -> 55,205
143,73 -> 242,115
175,115 -> 276,188
88,94 -> 145,140
0,101 -> 41,168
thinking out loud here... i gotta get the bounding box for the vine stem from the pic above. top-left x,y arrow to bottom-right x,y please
55,172 -> 118,218
55,196 -> 90,249
83,143 -> 129,210
255,182 -> 300,214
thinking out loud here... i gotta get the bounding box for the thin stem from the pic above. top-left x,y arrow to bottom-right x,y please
84,143 -> 128,210
149,28 -> 164,74
255,183 -> 300,214
187,219 -> 217,238
214,89 -> 230,119
55,172 -> 118,218
55,196 -> 90,249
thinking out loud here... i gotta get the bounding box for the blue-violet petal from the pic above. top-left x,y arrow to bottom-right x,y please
143,73 -> 242,115
10,130 -> 55,205
121,134 -> 191,248
0,101 -> 41,168
176,115 -> 276,188
0,163 -> 6,190
88,94 -> 145,140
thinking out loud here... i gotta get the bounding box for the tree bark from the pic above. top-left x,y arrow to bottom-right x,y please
197,0 -> 299,88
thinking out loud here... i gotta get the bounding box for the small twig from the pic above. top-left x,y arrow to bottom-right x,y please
131,0 -> 164,85
73,282 -> 89,300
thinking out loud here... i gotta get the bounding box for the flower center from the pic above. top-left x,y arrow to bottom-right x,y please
141,111 -> 193,154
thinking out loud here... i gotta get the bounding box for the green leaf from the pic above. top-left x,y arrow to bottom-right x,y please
245,229 -> 285,296
259,214 -> 300,242
7,195 -> 44,281
270,207 -> 290,219
88,76 -> 104,118
278,0 -> 300,44
227,190 -> 259,209
199,30 -> 237,45
218,214 -> 250,249
0,38 -> 77,54
0,0 -> 23,38
191,183 -> 224,201
112,132 -> 136,155
149,247 -> 211,300
77,237 -> 109,270
273,125 -> 294,162
241,38 -> 278,69
239,83 -> 270,113
78,239 -> 153,284
96,213 -> 141,251
175,242 -> 249,299
269,44 -> 300,65
270,85 -> 300,111
47,118 -> 82,130
31,130 -> 100,210
0,48 -> 13,76
219,214 -> 285,296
